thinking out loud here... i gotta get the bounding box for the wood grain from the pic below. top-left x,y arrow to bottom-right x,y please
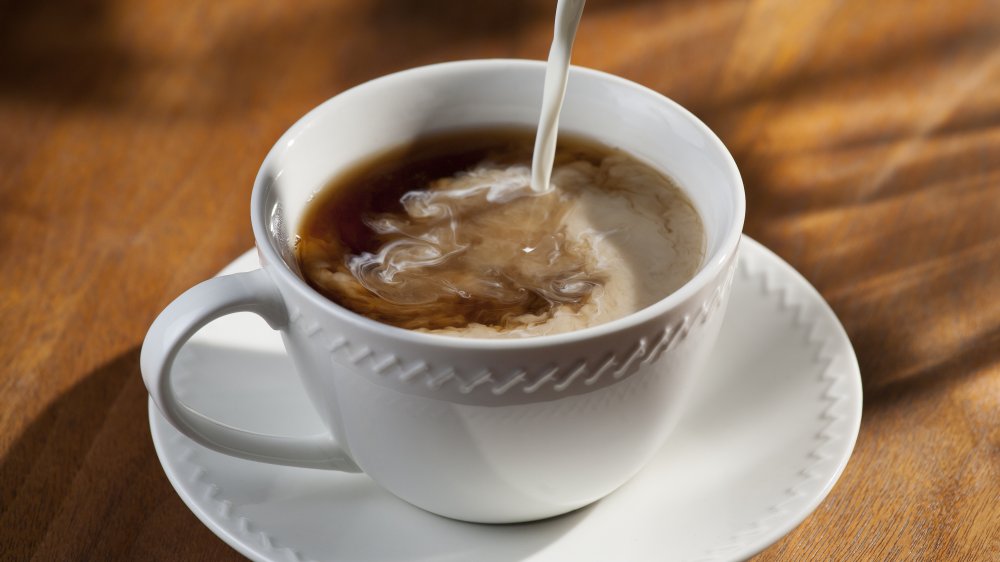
1,0 -> 998,560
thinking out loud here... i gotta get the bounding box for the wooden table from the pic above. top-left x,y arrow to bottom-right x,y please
2,0 -> 998,559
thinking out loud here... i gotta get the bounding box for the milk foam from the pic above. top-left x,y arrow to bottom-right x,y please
431,155 -> 704,337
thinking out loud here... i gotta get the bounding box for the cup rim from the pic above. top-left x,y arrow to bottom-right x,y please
251,58 -> 745,350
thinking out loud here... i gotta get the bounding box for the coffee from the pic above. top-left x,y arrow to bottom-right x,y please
295,128 -> 704,338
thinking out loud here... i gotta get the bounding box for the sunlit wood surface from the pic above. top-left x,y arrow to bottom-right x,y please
1,0 -> 998,559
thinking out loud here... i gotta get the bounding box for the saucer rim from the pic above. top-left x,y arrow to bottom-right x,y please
148,235 -> 863,562
713,238 -> 862,560
151,413 -> 265,561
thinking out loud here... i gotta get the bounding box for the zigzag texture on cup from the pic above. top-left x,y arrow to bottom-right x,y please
286,261 -> 735,404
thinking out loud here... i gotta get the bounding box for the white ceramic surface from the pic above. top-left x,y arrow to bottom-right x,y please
150,237 -> 862,562
141,60 -> 746,523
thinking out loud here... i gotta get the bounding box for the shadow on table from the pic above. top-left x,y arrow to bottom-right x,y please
0,0 -> 139,110
854,324 -> 1000,405
0,347 -> 242,559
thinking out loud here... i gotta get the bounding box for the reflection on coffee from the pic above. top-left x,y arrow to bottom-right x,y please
295,128 -> 704,338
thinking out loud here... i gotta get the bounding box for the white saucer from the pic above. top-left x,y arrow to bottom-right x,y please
150,236 -> 862,562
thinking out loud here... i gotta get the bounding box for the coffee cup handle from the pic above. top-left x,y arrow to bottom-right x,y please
141,268 -> 361,472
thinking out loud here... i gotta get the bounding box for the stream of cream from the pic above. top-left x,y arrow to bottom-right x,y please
530,0 -> 587,193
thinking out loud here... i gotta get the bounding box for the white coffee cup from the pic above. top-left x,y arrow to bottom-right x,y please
141,59 -> 745,524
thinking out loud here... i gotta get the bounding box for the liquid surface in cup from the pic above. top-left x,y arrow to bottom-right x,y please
295,128 -> 705,338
